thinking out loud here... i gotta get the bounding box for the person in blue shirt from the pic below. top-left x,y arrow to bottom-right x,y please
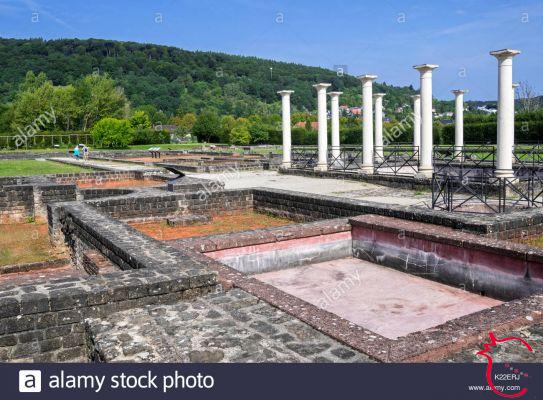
73,145 -> 80,159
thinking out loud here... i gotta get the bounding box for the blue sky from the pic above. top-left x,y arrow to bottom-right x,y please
0,0 -> 542,100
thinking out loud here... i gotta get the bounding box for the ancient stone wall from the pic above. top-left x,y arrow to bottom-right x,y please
0,201 -> 219,362
350,215 -> 543,300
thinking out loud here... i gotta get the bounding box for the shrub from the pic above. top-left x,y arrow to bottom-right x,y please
130,110 -> 152,129
91,118 -> 134,148
132,128 -> 170,145
442,120 -> 543,144
229,125 -> 251,145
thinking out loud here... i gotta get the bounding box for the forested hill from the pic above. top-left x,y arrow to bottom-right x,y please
0,37 -> 416,116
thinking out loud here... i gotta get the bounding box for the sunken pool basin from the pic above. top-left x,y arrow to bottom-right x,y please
254,257 -> 501,339
187,214 -> 543,344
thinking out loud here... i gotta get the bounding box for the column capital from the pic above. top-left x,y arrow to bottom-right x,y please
357,74 -> 378,83
490,49 -> 521,59
413,64 -> 439,72
451,89 -> 468,96
277,90 -> 294,96
512,83 -> 520,89
328,91 -> 343,97
373,93 -> 386,99
410,94 -> 421,99
312,83 -> 331,91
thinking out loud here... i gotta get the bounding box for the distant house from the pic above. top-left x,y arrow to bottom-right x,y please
476,106 -> 497,114
294,121 -> 319,130
349,107 -> 362,116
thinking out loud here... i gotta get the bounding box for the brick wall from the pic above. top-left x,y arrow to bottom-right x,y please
0,185 -> 34,222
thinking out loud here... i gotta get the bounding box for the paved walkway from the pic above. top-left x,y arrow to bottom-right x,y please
48,157 -> 161,172
189,170 -> 431,206
87,288 -> 373,363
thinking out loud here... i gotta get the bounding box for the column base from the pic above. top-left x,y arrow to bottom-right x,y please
281,162 -> 291,169
494,169 -> 515,179
415,167 -> 433,179
314,164 -> 328,172
358,165 -> 374,174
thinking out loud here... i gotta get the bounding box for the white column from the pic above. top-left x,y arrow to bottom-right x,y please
451,89 -> 467,158
329,91 -> 343,160
490,49 -> 521,178
411,94 -> 421,159
313,83 -> 331,171
413,64 -> 439,177
512,83 -> 519,146
373,93 -> 385,160
278,90 -> 294,168
358,75 -> 377,173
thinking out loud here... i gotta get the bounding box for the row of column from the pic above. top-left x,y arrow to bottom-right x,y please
279,48 -> 520,178
278,81 -> 386,172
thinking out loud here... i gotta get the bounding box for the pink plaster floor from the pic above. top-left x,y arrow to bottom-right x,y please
254,257 -> 502,339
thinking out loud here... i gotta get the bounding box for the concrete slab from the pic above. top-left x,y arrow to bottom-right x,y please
188,170 -> 430,206
255,257 -> 502,339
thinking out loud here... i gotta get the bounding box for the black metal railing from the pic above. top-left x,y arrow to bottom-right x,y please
431,145 -> 543,213
291,146 -> 319,169
374,145 -> 419,176
328,146 -> 364,172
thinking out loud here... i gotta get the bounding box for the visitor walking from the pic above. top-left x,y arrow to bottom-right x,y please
83,145 -> 89,161
73,145 -> 80,159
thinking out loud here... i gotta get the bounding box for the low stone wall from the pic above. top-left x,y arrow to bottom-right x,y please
0,182 -> 76,222
0,185 -> 34,222
0,266 -> 217,362
350,214 -> 543,300
181,189 -> 253,216
53,170 -> 144,185
0,201 -> 219,362
0,170 -> 168,222
79,188 -> 134,200
252,187 -> 543,238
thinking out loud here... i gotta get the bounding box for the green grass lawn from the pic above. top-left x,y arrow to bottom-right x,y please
0,160 -> 93,177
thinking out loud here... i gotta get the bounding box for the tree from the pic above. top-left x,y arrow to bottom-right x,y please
193,109 -> 221,142
229,125 -> 251,145
516,81 -> 538,112
130,110 -> 152,129
178,113 -> 196,135
219,115 -> 236,143
52,85 -> 78,131
74,73 -> 128,131
11,79 -> 56,130
247,116 -> 269,144
91,117 -> 134,148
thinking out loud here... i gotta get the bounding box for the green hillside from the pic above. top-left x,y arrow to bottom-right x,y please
0,37 -> 416,117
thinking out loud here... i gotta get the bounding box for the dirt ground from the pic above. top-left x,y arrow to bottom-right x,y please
0,222 -> 65,266
130,211 -> 294,241
77,179 -> 164,189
